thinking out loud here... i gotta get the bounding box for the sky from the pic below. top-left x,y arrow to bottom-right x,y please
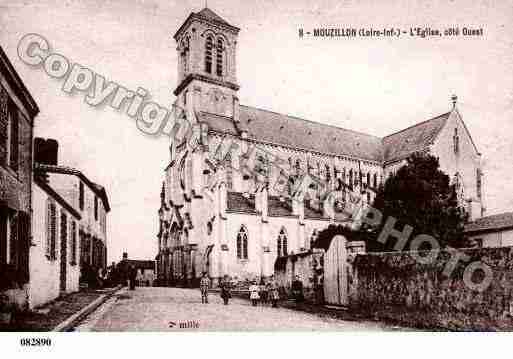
1,0 -> 512,262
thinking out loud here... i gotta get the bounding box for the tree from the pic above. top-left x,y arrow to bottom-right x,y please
364,153 -> 468,252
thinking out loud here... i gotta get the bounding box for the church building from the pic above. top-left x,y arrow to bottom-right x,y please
156,8 -> 485,287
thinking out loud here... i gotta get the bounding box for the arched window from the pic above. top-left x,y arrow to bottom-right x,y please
181,36 -> 190,74
216,38 -> 224,76
366,172 -> 370,187
236,226 -> 248,259
205,36 -> 213,74
373,173 -> 378,188
277,227 -> 288,257
225,152 -> 233,189
453,128 -> 459,154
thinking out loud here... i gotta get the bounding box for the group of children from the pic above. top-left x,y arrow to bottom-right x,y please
198,272 -> 280,307
248,277 -> 280,307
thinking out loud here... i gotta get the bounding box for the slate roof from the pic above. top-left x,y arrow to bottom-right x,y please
464,212 -> 513,234
197,8 -> 232,26
382,112 -> 450,164
198,106 -> 384,162
226,192 -> 256,213
267,196 -> 294,217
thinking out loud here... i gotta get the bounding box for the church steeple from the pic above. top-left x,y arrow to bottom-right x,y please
173,8 -> 240,119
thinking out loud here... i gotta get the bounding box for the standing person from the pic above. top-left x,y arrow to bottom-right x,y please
249,280 -> 260,307
200,272 -> 211,304
129,265 -> 137,290
259,278 -> 268,306
291,275 -> 304,302
268,275 -> 280,308
219,275 -> 231,305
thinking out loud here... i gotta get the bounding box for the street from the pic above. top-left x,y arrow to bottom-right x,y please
74,287 -> 393,331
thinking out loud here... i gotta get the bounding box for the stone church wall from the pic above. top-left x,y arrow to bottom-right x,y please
352,247 -> 513,330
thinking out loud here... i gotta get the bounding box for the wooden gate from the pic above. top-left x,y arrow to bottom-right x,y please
323,235 -> 348,306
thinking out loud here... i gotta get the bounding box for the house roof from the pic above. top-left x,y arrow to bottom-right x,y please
464,212 -> 513,234
35,179 -> 81,220
382,112 -> 450,164
120,259 -> 155,270
35,163 -> 111,212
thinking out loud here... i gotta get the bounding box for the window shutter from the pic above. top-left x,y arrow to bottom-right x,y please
9,101 -> 18,172
9,212 -> 17,266
0,86 -> 8,166
45,200 -> 51,257
70,220 -> 76,264
50,202 -> 57,260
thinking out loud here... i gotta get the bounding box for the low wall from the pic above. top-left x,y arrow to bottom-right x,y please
353,246 -> 513,330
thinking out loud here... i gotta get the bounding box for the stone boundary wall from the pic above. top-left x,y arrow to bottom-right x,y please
352,246 -> 513,330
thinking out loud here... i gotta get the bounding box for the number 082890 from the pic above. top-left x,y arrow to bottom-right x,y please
20,337 -> 52,346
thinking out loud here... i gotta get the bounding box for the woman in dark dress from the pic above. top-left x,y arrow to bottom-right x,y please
219,275 -> 231,305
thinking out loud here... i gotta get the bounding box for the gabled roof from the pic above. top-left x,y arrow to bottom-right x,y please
382,112 -> 450,164
464,212 -> 513,234
35,163 -> 111,212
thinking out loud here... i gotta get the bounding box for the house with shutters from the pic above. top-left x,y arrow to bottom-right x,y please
156,8 -> 485,287
34,162 -> 110,285
0,46 -> 39,311
29,177 -> 81,309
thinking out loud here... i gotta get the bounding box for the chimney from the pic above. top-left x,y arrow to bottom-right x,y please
34,138 -> 58,165
122,252 -> 128,260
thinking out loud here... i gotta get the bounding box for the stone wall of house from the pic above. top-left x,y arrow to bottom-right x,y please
352,246 -> 513,330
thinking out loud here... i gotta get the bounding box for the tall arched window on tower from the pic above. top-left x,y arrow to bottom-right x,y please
236,226 -> 248,259
277,227 -> 288,257
205,36 -> 213,74
181,36 -> 190,75
216,38 -> 224,77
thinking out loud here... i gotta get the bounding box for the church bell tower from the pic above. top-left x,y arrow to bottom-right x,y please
173,8 -> 240,120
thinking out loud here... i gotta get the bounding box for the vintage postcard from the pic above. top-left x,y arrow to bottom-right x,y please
1,0 -> 513,348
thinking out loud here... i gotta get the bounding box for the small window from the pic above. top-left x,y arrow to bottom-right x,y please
453,128 -> 459,154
